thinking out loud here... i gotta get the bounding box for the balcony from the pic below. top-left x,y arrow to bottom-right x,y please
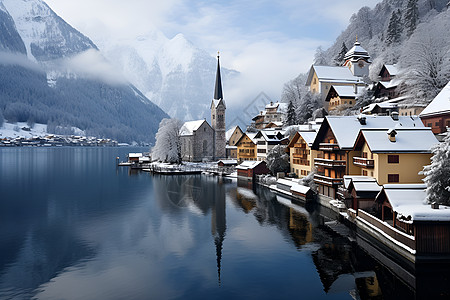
314,158 -> 346,168
319,143 -> 340,151
293,153 -> 308,159
294,143 -> 307,149
314,174 -> 343,186
353,157 -> 374,168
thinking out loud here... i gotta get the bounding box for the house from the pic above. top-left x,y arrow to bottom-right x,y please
180,120 -> 215,162
311,114 -> 424,199
325,85 -> 363,112
251,101 -> 287,129
226,126 -> 244,158
352,128 -> 437,185
236,160 -> 270,180
362,102 -> 398,115
343,176 -> 381,211
306,65 -> 364,101
254,129 -> 287,161
128,153 -> 143,162
367,184 -> 450,257
287,130 -> 319,178
217,159 -> 237,167
236,133 -> 257,163
419,81 -> 450,134
373,64 -> 400,99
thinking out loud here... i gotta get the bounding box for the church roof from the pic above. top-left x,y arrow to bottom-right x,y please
214,54 -> 223,101
419,81 -> 450,117
179,120 -> 209,136
344,41 -> 371,62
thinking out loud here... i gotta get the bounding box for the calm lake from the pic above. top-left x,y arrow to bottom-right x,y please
0,147 -> 442,299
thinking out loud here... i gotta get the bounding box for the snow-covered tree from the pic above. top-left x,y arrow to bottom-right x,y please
398,10 -> 450,101
404,0 -> 419,37
334,42 -> 348,66
282,73 -> 306,105
296,92 -> 322,124
421,131 -> 450,205
286,99 -> 297,126
314,46 -> 329,66
386,10 -> 403,45
152,118 -> 182,164
266,144 -> 290,175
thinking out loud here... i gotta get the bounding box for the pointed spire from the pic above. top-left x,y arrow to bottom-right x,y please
214,52 -> 223,100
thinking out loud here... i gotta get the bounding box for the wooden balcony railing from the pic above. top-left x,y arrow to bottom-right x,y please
313,174 -> 343,186
314,158 -> 346,168
353,157 -> 375,168
319,143 -> 340,151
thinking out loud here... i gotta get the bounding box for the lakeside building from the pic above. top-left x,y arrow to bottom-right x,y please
180,55 -> 227,162
287,130 -> 319,178
254,129 -> 287,161
311,114 -> 424,199
419,81 -> 450,134
236,160 -> 270,180
352,128 -> 437,185
373,64 -> 400,100
236,132 -> 257,163
225,125 -> 244,159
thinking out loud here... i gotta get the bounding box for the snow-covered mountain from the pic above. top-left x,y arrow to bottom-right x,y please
0,0 -> 168,143
95,29 -> 239,121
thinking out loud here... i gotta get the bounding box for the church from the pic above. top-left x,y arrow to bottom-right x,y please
180,54 -> 227,162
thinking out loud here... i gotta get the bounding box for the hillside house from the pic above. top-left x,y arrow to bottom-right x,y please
420,81 -> 450,134
254,129 -> 288,161
236,133 -> 257,163
287,130 -> 319,178
325,85 -> 363,112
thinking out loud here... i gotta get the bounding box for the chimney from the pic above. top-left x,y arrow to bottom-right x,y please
270,101 -> 273,106
391,111 -> 399,121
387,128 -> 397,142
358,115 -> 366,125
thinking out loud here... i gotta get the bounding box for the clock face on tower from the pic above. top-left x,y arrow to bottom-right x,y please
358,60 -> 364,68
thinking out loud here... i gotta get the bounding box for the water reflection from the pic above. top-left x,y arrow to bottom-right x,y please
0,148 -> 448,299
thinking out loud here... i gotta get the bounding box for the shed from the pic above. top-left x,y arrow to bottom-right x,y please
236,161 -> 270,180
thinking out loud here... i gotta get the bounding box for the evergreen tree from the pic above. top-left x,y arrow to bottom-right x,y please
266,144 -> 290,175
386,10 -> 402,45
405,0 -> 419,37
421,131 -> 450,205
334,42 -> 348,66
286,99 -> 297,126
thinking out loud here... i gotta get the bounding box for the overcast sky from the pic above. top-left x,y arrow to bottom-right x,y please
45,0 -> 379,102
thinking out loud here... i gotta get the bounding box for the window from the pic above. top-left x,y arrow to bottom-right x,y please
349,101 -> 352,105
362,170 -> 368,176
427,123 -> 432,127
362,152 -> 368,159
436,122 -> 440,126
388,174 -> 399,183
388,155 -> 399,163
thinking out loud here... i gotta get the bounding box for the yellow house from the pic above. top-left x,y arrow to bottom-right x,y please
287,131 -> 320,178
353,128 -> 437,185
305,65 -> 364,101
325,85 -> 362,112
236,133 -> 257,163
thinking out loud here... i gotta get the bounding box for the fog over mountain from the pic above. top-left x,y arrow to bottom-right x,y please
0,0 -> 168,143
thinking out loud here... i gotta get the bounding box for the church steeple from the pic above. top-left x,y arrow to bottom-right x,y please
214,53 -> 223,100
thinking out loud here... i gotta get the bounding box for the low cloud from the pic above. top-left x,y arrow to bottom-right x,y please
62,49 -> 127,85
0,52 -> 44,72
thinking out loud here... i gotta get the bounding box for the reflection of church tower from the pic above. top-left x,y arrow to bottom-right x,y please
211,53 -> 226,160
211,181 -> 226,284
343,38 -> 371,77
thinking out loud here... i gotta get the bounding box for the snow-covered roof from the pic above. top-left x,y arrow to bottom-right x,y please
298,131 -> 318,146
236,160 -> 265,170
306,65 -> 360,86
359,128 -> 437,153
179,120 -> 207,136
379,184 -> 450,222
419,81 -> 450,117
384,64 -> 398,76
277,178 -> 296,187
218,159 -> 237,165
226,126 -> 239,141
323,115 -> 424,150
362,102 -> 397,114
343,175 -> 377,189
377,78 -> 400,89
128,153 -> 143,158
344,41 -> 371,62
291,183 -> 311,195
332,85 -> 363,98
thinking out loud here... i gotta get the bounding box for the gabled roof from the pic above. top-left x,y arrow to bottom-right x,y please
312,115 -> 425,150
380,64 -> 398,77
179,120 -> 210,136
355,128 -> 437,153
236,160 -> 266,170
419,81 -> 450,117
306,65 -> 360,86
287,131 -> 318,148
362,102 -> 398,114
211,98 -> 226,109
225,125 -> 242,141
376,184 -> 450,222
348,177 -> 381,193
236,132 -> 257,146
343,175 -> 377,189
326,85 -> 363,102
